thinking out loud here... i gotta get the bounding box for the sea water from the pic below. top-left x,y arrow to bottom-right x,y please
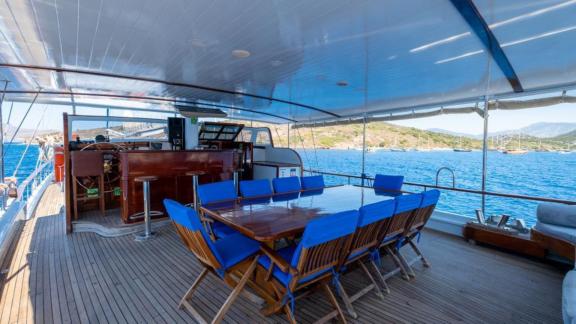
3,143 -> 41,182
298,149 -> 576,226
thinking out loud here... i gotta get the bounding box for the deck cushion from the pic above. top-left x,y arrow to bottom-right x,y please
537,203 -> 576,229
212,221 -> 239,238
213,233 -> 260,269
564,270 -> 576,324
534,221 -> 576,244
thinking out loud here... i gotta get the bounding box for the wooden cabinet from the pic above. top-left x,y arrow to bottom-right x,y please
119,150 -> 239,223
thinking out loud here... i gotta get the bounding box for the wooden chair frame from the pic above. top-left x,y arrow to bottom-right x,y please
377,210 -> 417,281
335,218 -> 392,319
257,234 -> 354,324
399,204 -> 437,270
173,222 -> 262,324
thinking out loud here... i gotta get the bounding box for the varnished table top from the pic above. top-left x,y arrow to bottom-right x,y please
201,185 -> 395,243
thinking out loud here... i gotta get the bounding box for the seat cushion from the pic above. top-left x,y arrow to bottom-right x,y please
537,203 -> 576,229
213,233 -> 260,270
258,246 -> 331,286
563,270 -> 576,324
212,221 -> 239,238
534,221 -> 576,244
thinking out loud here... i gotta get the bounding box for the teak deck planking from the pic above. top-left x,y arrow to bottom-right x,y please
0,183 -> 566,323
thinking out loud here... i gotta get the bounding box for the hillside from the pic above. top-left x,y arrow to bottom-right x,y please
261,121 -> 574,151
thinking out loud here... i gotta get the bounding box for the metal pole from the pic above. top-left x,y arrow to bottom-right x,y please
233,170 -> 239,194
143,181 -> 151,236
70,90 -> 77,114
481,98 -> 489,215
0,81 -> 7,186
361,114 -> 367,186
192,175 -> 199,211
287,123 -> 290,148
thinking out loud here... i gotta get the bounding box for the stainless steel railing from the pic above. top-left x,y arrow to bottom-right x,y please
304,168 -> 576,205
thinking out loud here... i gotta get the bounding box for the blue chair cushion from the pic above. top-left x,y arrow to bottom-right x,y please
301,175 -> 325,190
240,179 -> 273,198
258,245 -> 332,286
273,192 -> 300,201
421,189 -> 441,207
358,199 -> 395,227
394,193 -> 423,214
272,176 -> 301,194
374,174 -> 404,191
198,180 -> 237,205
212,221 -> 239,238
213,233 -> 261,270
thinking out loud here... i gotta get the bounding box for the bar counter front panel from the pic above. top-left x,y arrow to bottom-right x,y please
119,150 -> 239,223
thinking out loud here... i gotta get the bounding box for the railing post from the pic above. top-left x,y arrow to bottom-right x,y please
481,97 -> 490,215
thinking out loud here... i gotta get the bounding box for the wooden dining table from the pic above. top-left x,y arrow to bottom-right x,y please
201,185 -> 395,244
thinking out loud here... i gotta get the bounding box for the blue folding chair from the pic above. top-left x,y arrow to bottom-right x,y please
197,180 -> 239,238
373,174 -> 404,196
163,199 -> 261,323
399,190 -> 441,270
378,193 -> 423,280
239,179 -> 273,198
301,175 -> 325,190
335,199 -> 396,318
272,176 -> 301,194
257,210 -> 359,323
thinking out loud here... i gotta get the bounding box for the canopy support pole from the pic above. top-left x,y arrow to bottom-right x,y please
0,81 -> 8,189
287,123 -> 290,148
361,114 -> 367,186
481,97 -> 489,215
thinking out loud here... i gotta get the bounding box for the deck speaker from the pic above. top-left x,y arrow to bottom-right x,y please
168,117 -> 185,150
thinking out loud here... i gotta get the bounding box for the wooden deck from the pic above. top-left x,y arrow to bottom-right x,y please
0,184 -> 566,323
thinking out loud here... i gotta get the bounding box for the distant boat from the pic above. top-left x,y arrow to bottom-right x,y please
503,149 -> 529,155
389,148 -> 406,152
453,136 -> 471,152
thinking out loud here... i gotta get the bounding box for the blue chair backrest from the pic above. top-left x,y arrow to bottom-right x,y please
374,174 -> 404,192
197,180 -> 237,205
272,176 -> 301,194
163,199 -> 223,269
358,199 -> 396,227
240,179 -> 272,198
394,193 -> 423,214
291,210 -> 359,268
272,192 -> 300,202
301,175 -> 325,190
420,189 -> 441,207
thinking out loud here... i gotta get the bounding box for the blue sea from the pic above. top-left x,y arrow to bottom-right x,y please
297,149 -> 576,226
3,143 -> 41,182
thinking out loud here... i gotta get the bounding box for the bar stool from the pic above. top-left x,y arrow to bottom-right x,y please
134,176 -> 158,241
185,171 -> 205,212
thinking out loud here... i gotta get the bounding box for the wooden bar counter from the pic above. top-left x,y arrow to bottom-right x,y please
119,150 -> 239,223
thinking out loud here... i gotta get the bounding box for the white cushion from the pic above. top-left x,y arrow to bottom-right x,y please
564,270 -> 576,324
537,203 -> 576,229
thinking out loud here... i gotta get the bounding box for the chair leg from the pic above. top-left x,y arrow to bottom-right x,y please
384,246 -> 410,280
179,268 -> 209,309
99,174 -> 105,216
395,248 -> 416,278
211,256 -> 259,324
322,283 -> 347,324
335,278 -> 358,319
284,304 -> 297,324
369,259 -> 390,295
360,261 -> 386,299
408,239 -> 430,267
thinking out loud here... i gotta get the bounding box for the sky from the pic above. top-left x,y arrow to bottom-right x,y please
1,99 -> 576,135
